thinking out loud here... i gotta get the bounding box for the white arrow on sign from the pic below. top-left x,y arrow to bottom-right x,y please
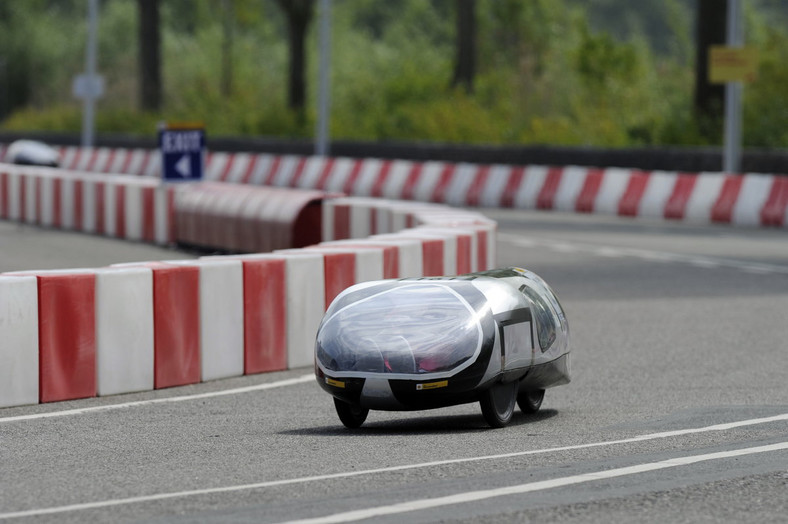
174,155 -> 192,178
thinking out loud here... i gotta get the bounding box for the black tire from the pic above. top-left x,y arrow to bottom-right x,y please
334,398 -> 369,428
479,381 -> 518,428
517,388 -> 545,414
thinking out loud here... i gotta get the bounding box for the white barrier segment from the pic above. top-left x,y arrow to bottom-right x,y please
513,165 -> 549,209
732,174 -> 773,227
249,154 -> 275,186
95,267 -> 154,396
74,147 -> 94,171
553,166 -> 588,212
272,155 -> 301,187
125,149 -> 146,176
93,148 -> 112,172
593,168 -> 633,215
0,276 -> 39,408
206,152 -> 231,181
480,165 -> 513,207
104,179 -> 117,236
39,173 -> 55,226
61,177 -> 75,229
142,150 -> 161,177
60,147 -> 78,169
22,173 -> 36,224
124,180 -> 144,241
8,170 -> 21,220
684,172 -> 727,223
323,157 -> 355,193
445,163 -> 478,206
380,160 -> 414,200
154,185 -> 170,245
169,259 -> 245,381
284,253 -> 326,368
108,148 -> 127,173
225,153 -> 251,183
349,158 -> 383,197
321,198 -> 336,242
80,176 -> 95,233
367,234 -> 425,277
638,171 -> 678,219
294,156 -> 324,189
412,161 -> 448,202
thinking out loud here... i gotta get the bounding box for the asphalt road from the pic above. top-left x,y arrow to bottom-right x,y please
1,210 -> 787,523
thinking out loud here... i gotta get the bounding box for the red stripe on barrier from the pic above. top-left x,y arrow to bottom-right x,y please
115,185 -> 126,238
618,171 -> 649,216
67,149 -> 82,170
242,259 -> 287,373
342,160 -> 364,194
151,264 -> 201,389
20,175 -> 27,222
219,155 -> 236,182
501,166 -> 526,208
240,155 -> 260,184
103,149 -> 116,173
0,172 -> 7,219
85,149 -> 99,172
401,163 -> 424,201
664,173 -> 697,220
456,234 -> 472,274
537,167 -> 563,210
575,168 -> 605,213
315,158 -> 335,190
264,156 -> 283,186
167,186 -> 177,244
138,151 -> 152,177
430,164 -> 456,203
95,182 -> 106,234
760,177 -> 788,226
37,273 -> 97,403
74,180 -> 83,230
53,178 -> 62,228
477,229 -> 488,270
289,156 -> 308,188
333,204 -> 351,240
323,252 -> 356,309
370,160 -> 393,198
466,165 -> 491,207
35,177 -> 42,224
119,150 -> 134,174
710,175 -> 744,223
142,187 -> 155,242
422,239 -> 444,276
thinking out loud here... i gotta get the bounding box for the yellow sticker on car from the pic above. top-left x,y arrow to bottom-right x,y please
326,377 -> 345,388
416,380 -> 448,391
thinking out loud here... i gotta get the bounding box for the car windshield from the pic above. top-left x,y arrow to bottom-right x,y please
316,284 -> 483,376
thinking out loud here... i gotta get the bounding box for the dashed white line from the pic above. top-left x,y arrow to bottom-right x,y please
1,413 -> 785,520
499,233 -> 788,275
281,441 -> 788,524
0,374 -> 315,424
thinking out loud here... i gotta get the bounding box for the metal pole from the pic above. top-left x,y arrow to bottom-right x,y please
82,0 -> 99,147
723,0 -> 743,173
315,0 -> 332,157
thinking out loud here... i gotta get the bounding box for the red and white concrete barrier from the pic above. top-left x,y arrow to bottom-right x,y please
0,275 -> 39,408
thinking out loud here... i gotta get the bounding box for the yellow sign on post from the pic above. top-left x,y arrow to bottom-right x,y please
708,46 -> 758,83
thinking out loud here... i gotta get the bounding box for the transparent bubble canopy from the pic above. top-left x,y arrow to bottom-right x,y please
316,284 -> 483,376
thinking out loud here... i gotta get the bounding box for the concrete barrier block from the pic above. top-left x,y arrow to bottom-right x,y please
168,259 -> 245,381
95,267 -> 154,396
0,276 -> 39,408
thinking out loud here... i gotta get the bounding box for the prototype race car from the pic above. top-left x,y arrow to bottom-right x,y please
315,267 -> 570,428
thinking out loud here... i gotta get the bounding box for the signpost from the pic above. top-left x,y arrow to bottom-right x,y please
158,124 -> 205,183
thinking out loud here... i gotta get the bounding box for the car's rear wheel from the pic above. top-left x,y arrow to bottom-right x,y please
334,398 -> 369,428
479,381 -> 518,428
517,388 -> 545,414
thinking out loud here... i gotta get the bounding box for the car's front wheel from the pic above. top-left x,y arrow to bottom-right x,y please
334,398 -> 369,428
479,381 -> 518,428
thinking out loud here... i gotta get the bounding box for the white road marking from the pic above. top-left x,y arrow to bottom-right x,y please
281,441 -> 788,524
499,233 -> 788,275
1,413 -> 785,520
0,374 -> 315,424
